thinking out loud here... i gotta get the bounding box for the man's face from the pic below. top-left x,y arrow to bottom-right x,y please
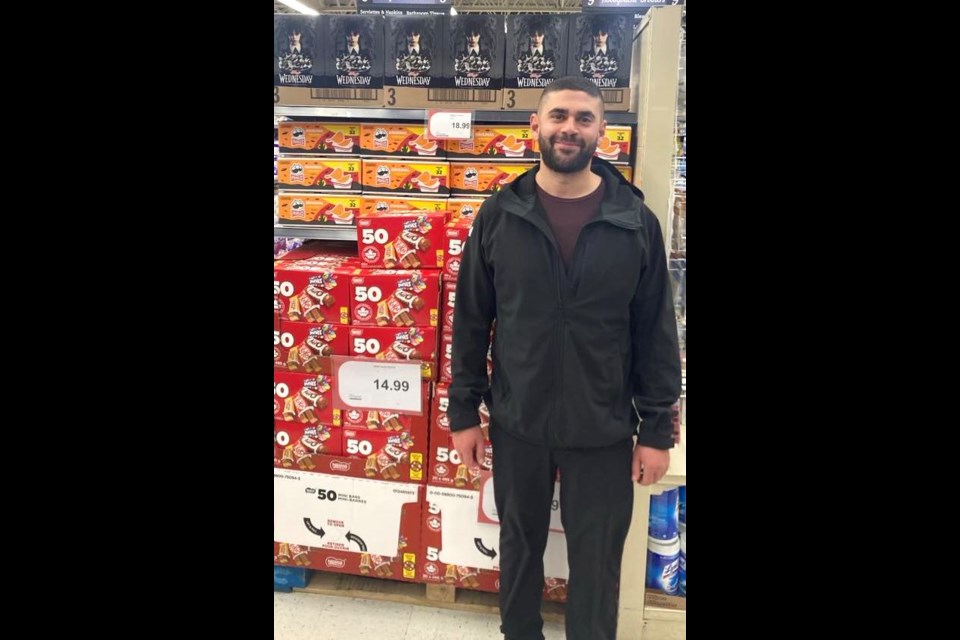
289,31 -> 302,48
467,32 -> 480,47
531,90 -> 606,174
407,32 -> 421,48
347,32 -> 360,48
530,31 -> 545,47
593,30 -> 608,49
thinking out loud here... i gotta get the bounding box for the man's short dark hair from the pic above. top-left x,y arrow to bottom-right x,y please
537,76 -> 605,117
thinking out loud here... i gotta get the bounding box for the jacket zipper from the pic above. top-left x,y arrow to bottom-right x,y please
555,246 -> 564,448
501,189 -> 639,447
511,198 -> 567,447
568,222 -> 595,296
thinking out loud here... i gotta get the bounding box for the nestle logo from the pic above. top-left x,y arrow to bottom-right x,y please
325,557 -> 347,568
330,460 -> 351,472
428,516 -> 441,531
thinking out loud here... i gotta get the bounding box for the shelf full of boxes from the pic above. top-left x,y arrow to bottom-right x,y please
273,7 -> 686,637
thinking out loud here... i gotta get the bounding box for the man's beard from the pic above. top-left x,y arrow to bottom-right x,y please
538,132 -> 596,173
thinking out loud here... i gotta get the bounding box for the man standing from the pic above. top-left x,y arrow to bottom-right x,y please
448,76 -> 681,640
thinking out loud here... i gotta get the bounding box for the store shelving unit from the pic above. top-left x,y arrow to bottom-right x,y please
274,224 -> 357,241
274,105 -> 641,124
273,106 -> 641,240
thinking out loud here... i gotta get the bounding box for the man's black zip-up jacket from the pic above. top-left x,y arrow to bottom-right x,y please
447,158 -> 681,450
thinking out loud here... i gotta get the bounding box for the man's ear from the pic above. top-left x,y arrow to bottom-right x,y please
599,119 -> 607,138
530,113 -> 539,136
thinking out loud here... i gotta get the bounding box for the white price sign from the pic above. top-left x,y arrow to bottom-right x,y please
427,109 -> 473,140
332,356 -> 423,414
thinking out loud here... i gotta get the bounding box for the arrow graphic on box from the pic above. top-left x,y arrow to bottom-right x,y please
346,531 -> 367,551
475,538 -> 497,559
304,518 -> 326,538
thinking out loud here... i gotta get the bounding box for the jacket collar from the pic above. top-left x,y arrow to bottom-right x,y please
498,157 -> 644,230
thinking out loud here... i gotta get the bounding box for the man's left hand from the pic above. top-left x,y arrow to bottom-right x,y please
632,445 -> 670,486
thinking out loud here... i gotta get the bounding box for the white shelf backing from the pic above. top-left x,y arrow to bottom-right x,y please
643,605 -> 686,622
642,617 -> 686,640
274,225 -> 357,241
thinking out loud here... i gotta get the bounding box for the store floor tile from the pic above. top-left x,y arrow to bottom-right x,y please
274,591 -> 567,639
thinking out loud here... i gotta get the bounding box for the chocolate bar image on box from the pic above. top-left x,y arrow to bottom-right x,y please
393,237 -> 421,268
283,397 -> 297,421
376,301 -> 391,327
306,286 -> 336,307
287,345 -> 302,371
297,344 -> 321,372
400,230 -> 430,251
394,289 -> 425,311
293,393 -> 318,424
305,336 -> 333,357
300,386 -> 327,410
390,341 -> 421,360
288,297 -> 302,321
387,297 -> 415,327
384,243 -> 398,268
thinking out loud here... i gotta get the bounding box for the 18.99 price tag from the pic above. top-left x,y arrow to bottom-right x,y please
426,110 -> 473,140
332,356 -> 423,414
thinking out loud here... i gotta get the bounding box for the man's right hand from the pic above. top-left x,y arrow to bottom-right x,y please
451,425 -> 486,470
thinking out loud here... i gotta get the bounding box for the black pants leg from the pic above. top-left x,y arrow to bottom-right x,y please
491,425 -> 556,640
556,438 -> 635,640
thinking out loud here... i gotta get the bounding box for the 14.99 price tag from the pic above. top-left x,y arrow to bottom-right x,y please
332,356 -> 423,414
